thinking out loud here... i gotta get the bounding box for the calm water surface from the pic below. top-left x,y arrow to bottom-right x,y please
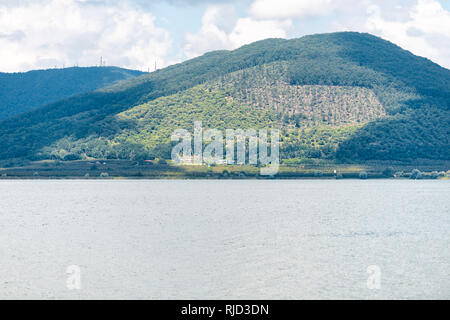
0,180 -> 449,299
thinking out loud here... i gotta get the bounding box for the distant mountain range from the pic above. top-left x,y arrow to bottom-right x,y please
0,32 -> 449,164
0,67 -> 143,120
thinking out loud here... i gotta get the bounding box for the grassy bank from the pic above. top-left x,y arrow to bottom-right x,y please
0,159 -> 449,180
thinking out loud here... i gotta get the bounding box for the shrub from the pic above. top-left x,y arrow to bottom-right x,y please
154,158 -> 167,165
359,172 -> 368,179
63,153 -> 80,161
314,170 -> 323,177
410,169 -> 422,180
394,171 -> 403,178
382,167 -> 395,177
100,172 -> 109,178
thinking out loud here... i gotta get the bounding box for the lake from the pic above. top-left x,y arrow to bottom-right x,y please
0,180 -> 449,299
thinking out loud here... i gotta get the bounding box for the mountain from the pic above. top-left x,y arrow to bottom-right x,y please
0,67 -> 144,120
0,32 -> 449,164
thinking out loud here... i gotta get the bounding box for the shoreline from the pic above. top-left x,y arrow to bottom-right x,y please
1,174 -> 448,181
1,178 -> 449,181
1,159 -> 448,180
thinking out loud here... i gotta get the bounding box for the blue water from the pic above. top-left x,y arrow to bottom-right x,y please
0,180 -> 449,299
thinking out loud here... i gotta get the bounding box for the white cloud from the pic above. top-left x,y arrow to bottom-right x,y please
245,0 -> 450,68
1,0 -> 449,72
184,5 -> 291,59
0,0 -> 172,72
184,6 -> 235,59
364,0 -> 450,67
410,0 -> 450,35
229,18 -> 291,47
250,0 -> 335,20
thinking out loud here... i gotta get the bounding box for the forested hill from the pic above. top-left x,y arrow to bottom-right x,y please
0,67 -> 144,120
0,32 -> 449,163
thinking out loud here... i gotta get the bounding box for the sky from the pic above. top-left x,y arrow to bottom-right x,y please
0,0 -> 449,72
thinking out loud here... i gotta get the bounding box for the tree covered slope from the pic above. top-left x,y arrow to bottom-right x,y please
0,67 -> 144,120
0,32 -> 448,163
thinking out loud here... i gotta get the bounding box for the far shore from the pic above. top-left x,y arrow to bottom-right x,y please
1,159 -> 449,180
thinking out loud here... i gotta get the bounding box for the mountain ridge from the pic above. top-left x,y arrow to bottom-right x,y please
0,32 -> 449,164
0,66 -> 144,120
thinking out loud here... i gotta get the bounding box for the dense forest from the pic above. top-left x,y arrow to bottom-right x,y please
0,67 -> 143,120
0,32 -> 449,164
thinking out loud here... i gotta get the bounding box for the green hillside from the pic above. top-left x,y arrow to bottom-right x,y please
0,67 -> 144,120
0,32 -> 449,164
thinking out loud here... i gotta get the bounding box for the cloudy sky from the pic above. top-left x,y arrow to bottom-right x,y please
0,0 -> 449,72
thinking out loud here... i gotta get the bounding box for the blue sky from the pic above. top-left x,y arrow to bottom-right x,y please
0,0 -> 449,72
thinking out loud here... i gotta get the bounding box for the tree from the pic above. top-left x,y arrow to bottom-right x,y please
382,167 -> 395,177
